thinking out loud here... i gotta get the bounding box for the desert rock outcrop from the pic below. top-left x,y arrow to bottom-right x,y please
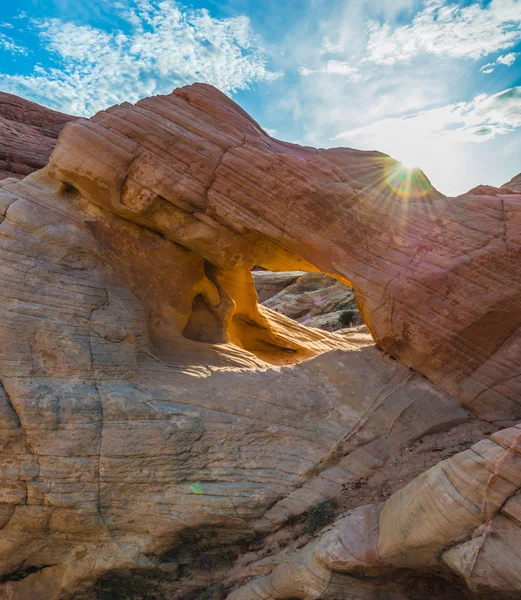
0,83 -> 520,599
252,270 -> 306,303
0,91 -> 74,181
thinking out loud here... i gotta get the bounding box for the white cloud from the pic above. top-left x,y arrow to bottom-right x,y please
366,0 -> 521,65
295,0 -> 521,113
0,32 -> 28,55
319,36 -> 344,55
481,52 -> 518,73
326,60 -> 358,75
497,52 -> 518,66
336,87 -> 521,146
0,0 -> 281,116
0,22 -> 14,29
299,59 -> 365,81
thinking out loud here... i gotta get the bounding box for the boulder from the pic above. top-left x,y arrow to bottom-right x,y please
252,270 -> 307,303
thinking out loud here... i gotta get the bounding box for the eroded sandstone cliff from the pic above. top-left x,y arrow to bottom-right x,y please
0,84 -> 520,599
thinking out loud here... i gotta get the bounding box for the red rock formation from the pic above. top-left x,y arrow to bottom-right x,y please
0,91 -> 74,180
45,83 -> 521,420
1,83 -> 520,599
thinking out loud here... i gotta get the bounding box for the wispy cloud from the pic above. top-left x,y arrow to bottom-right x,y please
366,0 -> 521,65
319,36 -> 344,55
0,32 -> 28,55
336,87 -> 521,146
295,0 -> 521,114
363,0 -> 420,21
0,0 -> 280,115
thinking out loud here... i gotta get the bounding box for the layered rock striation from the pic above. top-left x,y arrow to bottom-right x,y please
41,83 -> 521,421
0,91 -> 74,181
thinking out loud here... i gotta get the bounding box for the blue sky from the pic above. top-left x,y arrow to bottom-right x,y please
1,0 -> 521,195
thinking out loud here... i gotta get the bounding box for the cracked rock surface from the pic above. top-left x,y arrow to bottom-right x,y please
0,84 -> 520,599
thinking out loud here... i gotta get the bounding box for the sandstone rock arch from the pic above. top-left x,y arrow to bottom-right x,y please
43,83 -> 521,420
0,83 -> 520,599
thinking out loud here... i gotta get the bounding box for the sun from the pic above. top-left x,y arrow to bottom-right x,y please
381,159 -> 431,200
399,159 -> 418,170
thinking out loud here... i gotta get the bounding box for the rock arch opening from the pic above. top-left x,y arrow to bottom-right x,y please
252,268 -> 362,333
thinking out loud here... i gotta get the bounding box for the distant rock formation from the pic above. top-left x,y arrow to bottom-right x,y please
1,83 -> 520,599
0,91 -> 74,181
253,270 -> 359,330
503,171 -> 521,193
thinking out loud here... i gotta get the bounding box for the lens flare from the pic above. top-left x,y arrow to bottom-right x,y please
190,482 -> 204,494
384,161 -> 431,199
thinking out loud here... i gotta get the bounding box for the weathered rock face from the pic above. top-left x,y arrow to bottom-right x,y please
0,83 -> 520,599
0,91 -> 75,181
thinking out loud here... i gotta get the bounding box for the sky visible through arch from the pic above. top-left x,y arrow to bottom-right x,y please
1,0 -> 521,196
